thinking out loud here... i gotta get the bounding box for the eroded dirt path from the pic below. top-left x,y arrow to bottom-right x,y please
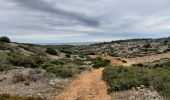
55,68 -> 111,100
127,52 -> 170,65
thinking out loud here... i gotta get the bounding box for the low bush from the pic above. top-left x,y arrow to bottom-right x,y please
79,54 -> 85,58
0,36 -> 11,43
72,59 -> 83,65
42,59 -> 66,69
92,57 -> 110,68
41,63 -> 54,69
45,48 -> 57,55
103,65 -> 143,93
51,59 -> 65,65
103,62 -> 170,98
151,64 -> 170,97
0,93 -> 43,100
0,64 -> 12,72
59,49 -> 72,54
46,66 -> 74,78
7,54 -> 44,68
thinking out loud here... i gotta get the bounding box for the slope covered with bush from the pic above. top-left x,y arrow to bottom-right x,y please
103,61 -> 170,99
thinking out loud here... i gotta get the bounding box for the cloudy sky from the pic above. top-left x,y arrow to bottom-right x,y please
0,0 -> 170,43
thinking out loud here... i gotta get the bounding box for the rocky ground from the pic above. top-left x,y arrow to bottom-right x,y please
0,38 -> 170,100
73,37 -> 170,58
127,52 -> 170,65
111,85 -> 163,100
0,68 -> 71,100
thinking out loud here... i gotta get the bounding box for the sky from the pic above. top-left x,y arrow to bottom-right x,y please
0,0 -> 170,43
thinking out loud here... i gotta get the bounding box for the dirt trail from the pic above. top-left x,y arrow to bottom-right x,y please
55,68 -> 111,100
54,52 -> 170,100
90,52 -> 170,66
127,52 -> 170,65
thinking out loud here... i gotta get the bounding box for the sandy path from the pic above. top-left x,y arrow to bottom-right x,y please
90,52 -> 170,66
55,68 -> 111,100
126,52 -> 170,65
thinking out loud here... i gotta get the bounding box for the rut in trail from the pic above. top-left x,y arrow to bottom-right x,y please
55,68 -> 111,100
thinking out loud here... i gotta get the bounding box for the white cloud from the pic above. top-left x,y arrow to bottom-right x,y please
0,0 -> 170,43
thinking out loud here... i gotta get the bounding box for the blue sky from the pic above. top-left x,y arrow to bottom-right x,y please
0,0 -> 170,43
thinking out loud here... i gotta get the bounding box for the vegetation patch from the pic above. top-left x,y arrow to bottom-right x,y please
0,64 -> 12,72
7,53 -> 44,68
92,57 -> 110,68
45,63 -> 87,78
103,62 -> 170,99
45,47 -> 58,55
46,66 -> 75,78
0,36 -> 11,43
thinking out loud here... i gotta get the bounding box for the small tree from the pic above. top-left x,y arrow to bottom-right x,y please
0,36 -> 11,43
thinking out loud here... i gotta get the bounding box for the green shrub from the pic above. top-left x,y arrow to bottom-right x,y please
59,49 -> 72,54
72,59 -> 83,65
51,59 -> 65,65
46,66 -> 74,78
103,65 -> 151,93
0,64 -> 12,72
0,36 -> 11,43
8,54 -> 44,68
163,61 -> 170,68
92,62 -> 101,68
79,54 -> 85,58
96,57 -> 102,61
92,57 -> 110,68
41,63 -> 54,69
45,48 -> 57,55
18,45 -> 46,56
0,93 -> 43,100
151,67 -> 170,98
103,62 -> 170,99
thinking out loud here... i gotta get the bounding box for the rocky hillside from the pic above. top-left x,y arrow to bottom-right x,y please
0,36 -> 170,100
0,39 -> 98,99
63,37 -> 170,58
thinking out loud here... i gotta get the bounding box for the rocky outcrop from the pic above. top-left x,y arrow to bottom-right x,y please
112,85 -> 163,100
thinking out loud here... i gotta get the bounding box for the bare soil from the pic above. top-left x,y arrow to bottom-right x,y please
55,68 -> 111,100
126,52 -> 170,65
0,68 -> 70,100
